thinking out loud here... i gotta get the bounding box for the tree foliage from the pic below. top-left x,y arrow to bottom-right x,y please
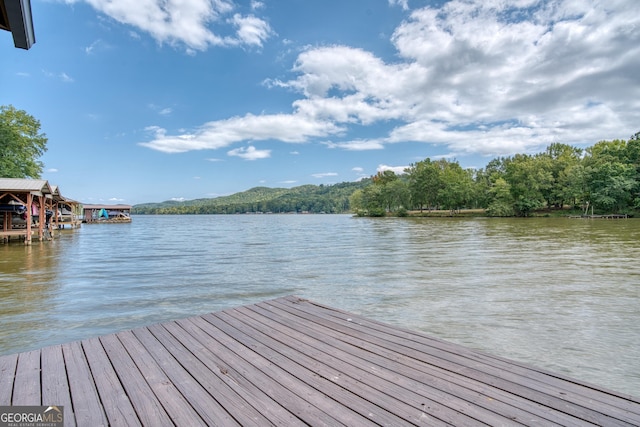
355,132 -> 640,217
133,181 -> 370,214
0,105 -> 48,178
486,178 -> 514,217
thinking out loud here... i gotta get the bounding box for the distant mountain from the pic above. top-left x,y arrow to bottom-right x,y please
132,180 -> 370,214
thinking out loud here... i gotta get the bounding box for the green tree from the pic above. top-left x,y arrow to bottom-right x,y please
585,162 -> 635,212
627,132 -> 640,165
371,170 -> 409,213
386,179 -> 410,213
0,105 -> 48,178
469,168 -> 493,209
626,132 -> 640,208
438,161 -> 473,213
562,163 -> 588,208
372,170 -> 398,212
486,178 -> 515,217
583,140 -> 637,212
406,161 -> 428,211
349,189 -> 365,215
361,184 -> 386,216
503,154 -> 551,216
406,159 -> 442,211
539,143 -> 583,208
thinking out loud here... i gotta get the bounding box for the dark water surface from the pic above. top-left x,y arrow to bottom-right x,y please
1,215 -> 638,396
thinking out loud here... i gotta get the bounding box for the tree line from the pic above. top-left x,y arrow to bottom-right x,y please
350,133 -> 640,217
132,182 -> 369,215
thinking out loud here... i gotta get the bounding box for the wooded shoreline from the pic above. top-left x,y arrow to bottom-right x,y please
134,136 -> 640,218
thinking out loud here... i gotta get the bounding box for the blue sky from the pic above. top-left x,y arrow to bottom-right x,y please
2,0 -> 639,205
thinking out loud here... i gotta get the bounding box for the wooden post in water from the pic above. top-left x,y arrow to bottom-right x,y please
25,193 -> 32,245
38,195 -> 45,241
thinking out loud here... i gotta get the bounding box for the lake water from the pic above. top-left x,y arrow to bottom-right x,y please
1,214 -> 638,397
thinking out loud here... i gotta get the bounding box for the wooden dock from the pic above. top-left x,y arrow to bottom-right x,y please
1,296 -> 639,426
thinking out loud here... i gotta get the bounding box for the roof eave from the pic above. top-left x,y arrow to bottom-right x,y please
2,0 -> 35,50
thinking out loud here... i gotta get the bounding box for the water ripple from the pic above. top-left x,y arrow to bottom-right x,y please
0,215 -> 638,396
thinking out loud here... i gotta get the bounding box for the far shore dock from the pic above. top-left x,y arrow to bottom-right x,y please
1,296 -> 638,426
81,204 -> 132,224
568,214 -> 630,219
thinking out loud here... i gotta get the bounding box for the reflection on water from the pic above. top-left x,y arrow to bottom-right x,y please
0,215 -> 638,396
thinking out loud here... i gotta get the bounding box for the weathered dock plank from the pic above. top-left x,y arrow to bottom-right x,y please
272,296 -> 640,425
223,306 -> 474,425
206,311 -> 417,426
160,320 -> 303,426
41,345 -> 76,427
145,322 -> 274,426
116,329 -> 208,426
82,337 -> 139,427
62,341 -> 108,426
131,326 -> 242,426
13,350 -> 41,405
277,296 -> 640,424
1,295 -> 639,426
239,302 -> 554,426
99,333 -> 173,426
189,314 -> 369,426
0,353 -> 18,404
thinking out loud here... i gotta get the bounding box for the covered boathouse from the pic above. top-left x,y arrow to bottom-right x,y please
1,296 -> 638,426
82,204 -> 132,223
0,178 -> 80,244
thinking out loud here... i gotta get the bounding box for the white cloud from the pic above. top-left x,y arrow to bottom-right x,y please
388,0 -> 409,11
47,168 -> 59,173
227,145 -> 271,160
43,70 -> 74,83
85,39 -> 103,54
311,172 -> 338,178
67,0 -> 273,51
148,104 -> 172,116
324,139 -> 386,151
140,114 -> 342,153
377,164 -> 407,175
229,13 -> 274,47
140,0 -> 640,159
60,73 -> 74,83
352,166 -> 368,179
279,180 -> 297,184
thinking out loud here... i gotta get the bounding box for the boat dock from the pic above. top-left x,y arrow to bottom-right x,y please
1,296 -> 639,426
568,214 -> 630,219
0,178 -> 82,244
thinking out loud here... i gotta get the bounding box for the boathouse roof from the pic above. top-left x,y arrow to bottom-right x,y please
0,0 -> 36,49
0,178 -> 53,197
50,186 -> 78,205
82,204 -> 132,210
